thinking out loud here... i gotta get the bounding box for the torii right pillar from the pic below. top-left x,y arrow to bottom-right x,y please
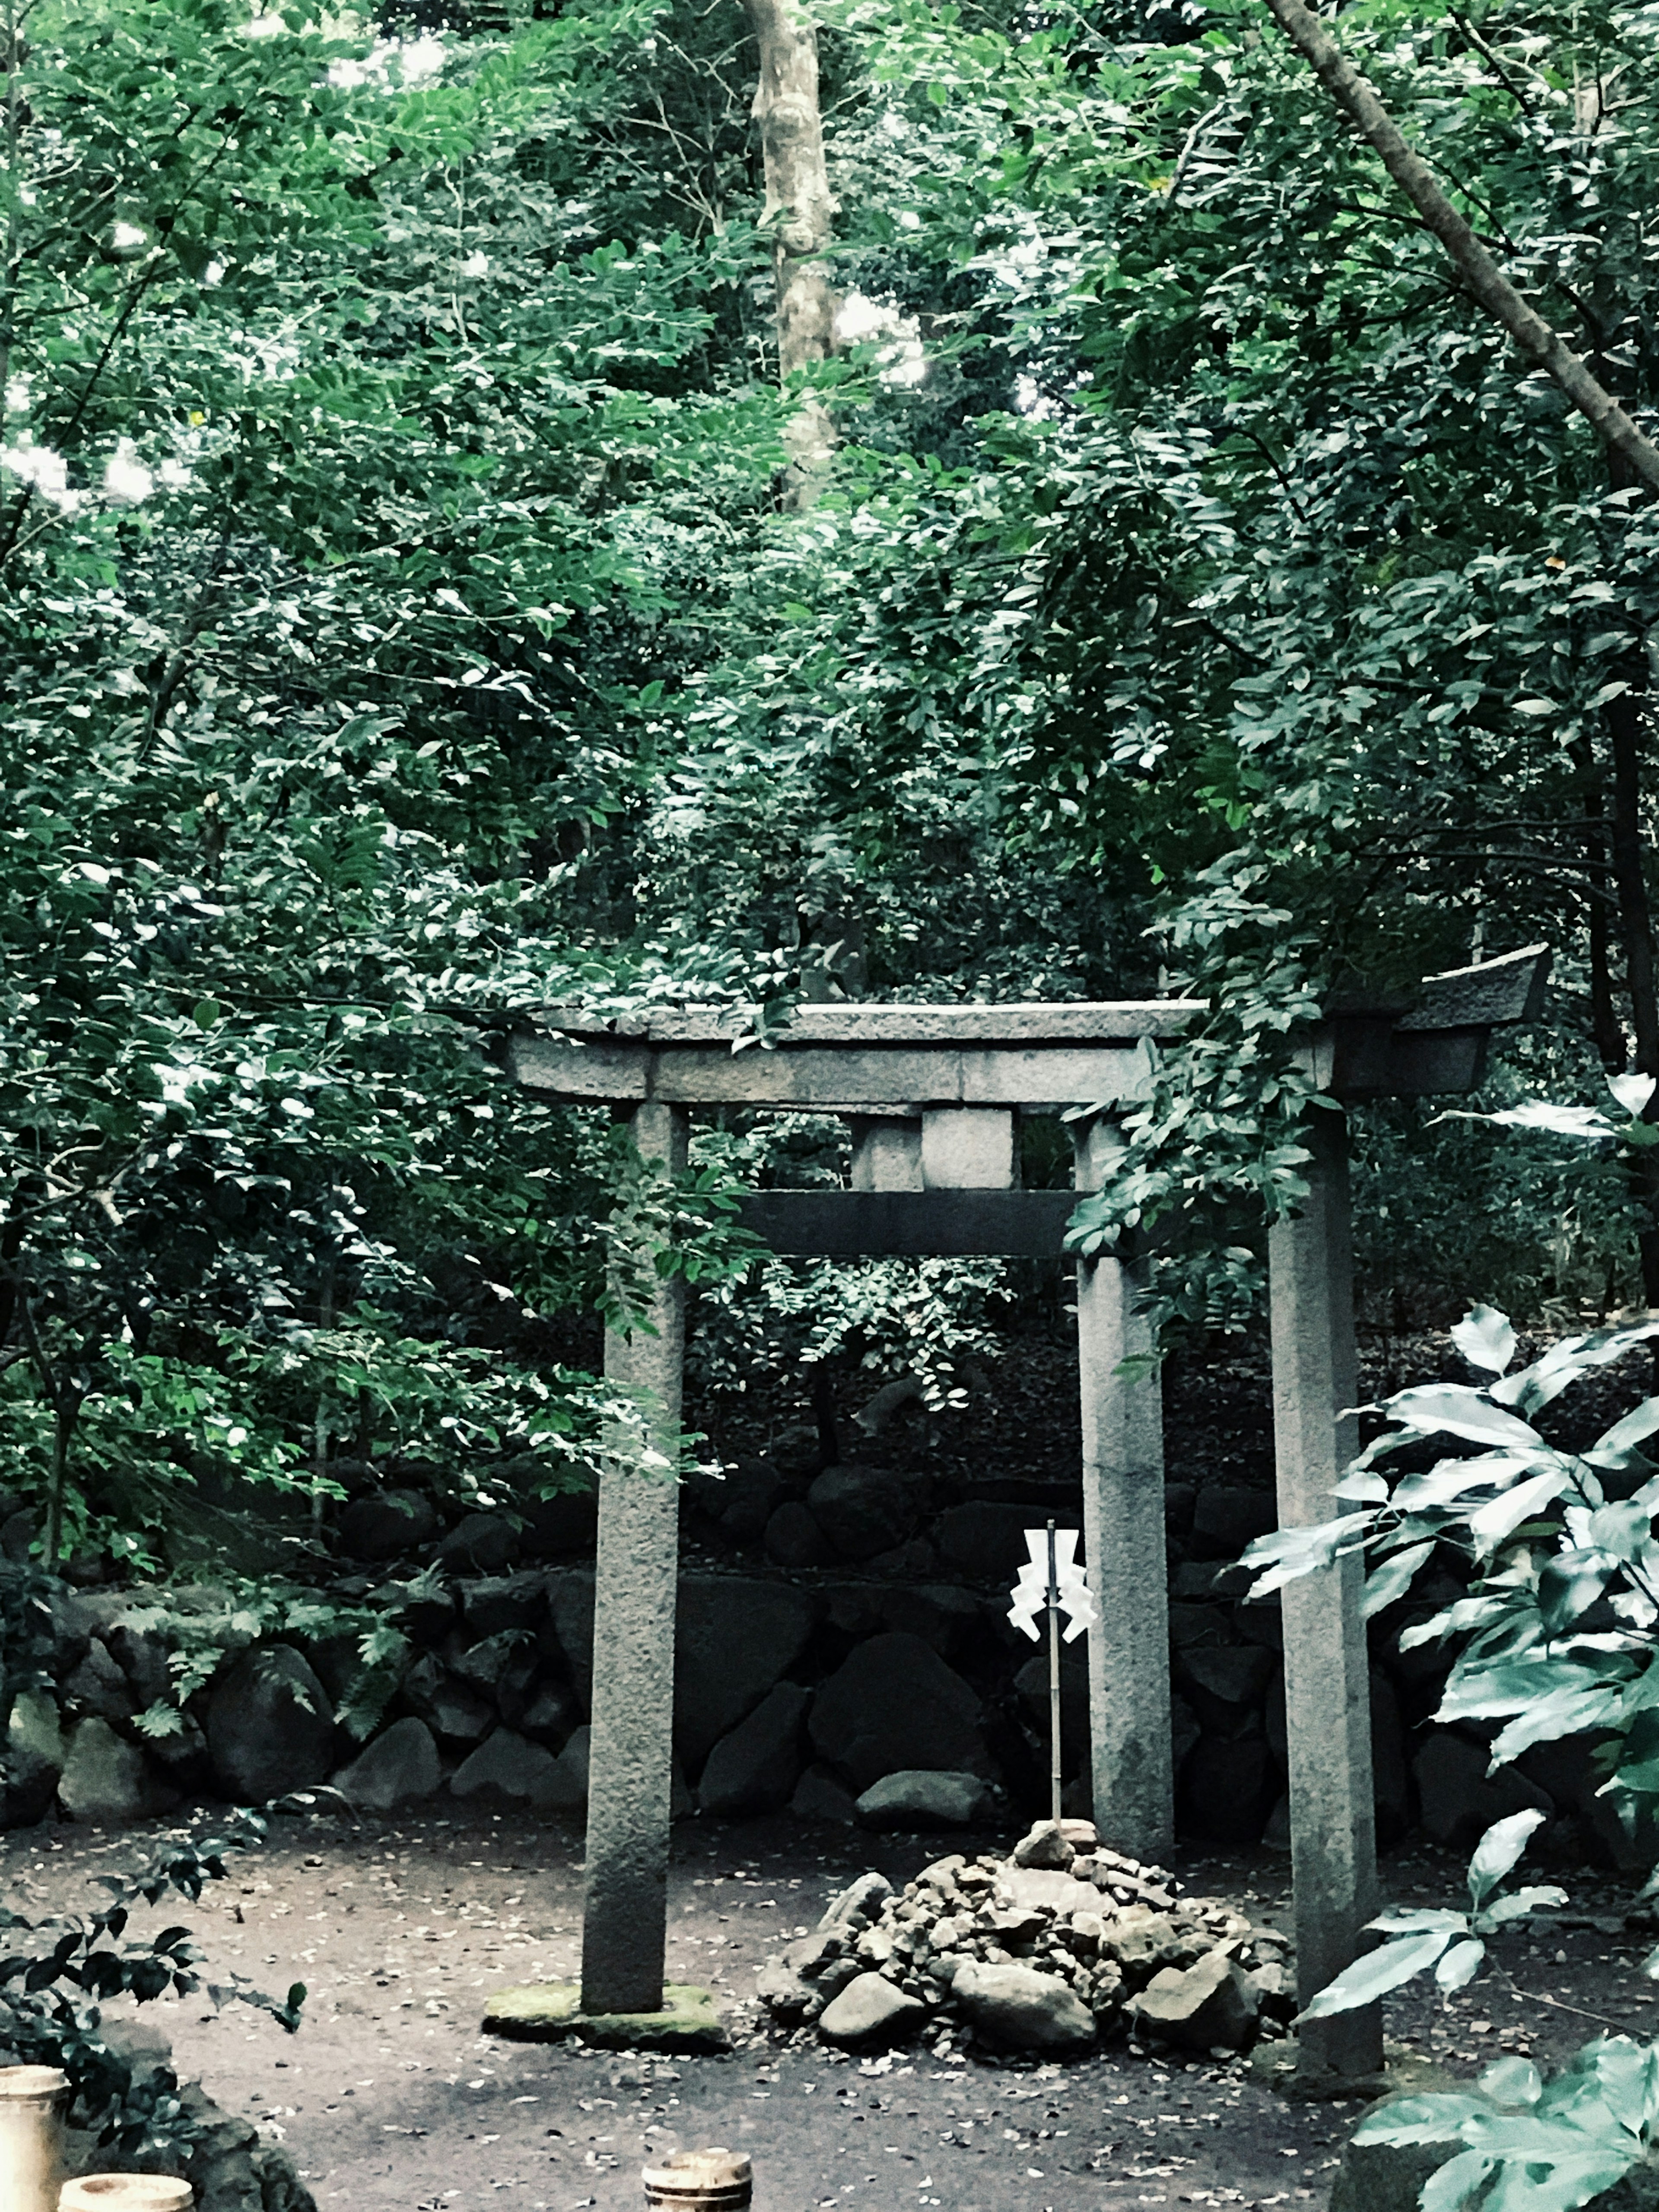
1269,1105 -> 1382,2088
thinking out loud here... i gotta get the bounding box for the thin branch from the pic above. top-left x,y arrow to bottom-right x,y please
1259,0 -> 1659,498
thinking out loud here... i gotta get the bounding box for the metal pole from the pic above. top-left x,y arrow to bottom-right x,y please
1046,1517 -> 1062,1828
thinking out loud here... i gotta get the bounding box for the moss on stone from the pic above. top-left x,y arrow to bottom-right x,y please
481,1981 -> 730,2053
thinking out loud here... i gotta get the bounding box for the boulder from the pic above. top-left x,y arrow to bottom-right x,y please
791,1764 -> 858,1824
756,1959 -> 821,2024
436,1512 -> 521,1574
6,1688 -> 64,1825
952,1961 -> 1095,2053
699,1684 -> 812,1818
1014,1643 -> 1090,1750
934,1502 -> 1032,1583
59,1718 -> 160,1824
451,1727 -> 562,1804
400,1653 -> 494,1744
694,1459 -> 788,1543
337,1487 -> 437,1561
1189,1486 -> 1278,1561
518,1485 -> 598,1558
63,1637 -> 136,1725
449,1628 -> 531,1694
1414,1731 -> 1552,1852
763,1502 -> 834,1570
544,1569 -> 596,1707
102,1617 -> 174,1710
206,1644 -> 337,1803
1175,1645 -> 1277,1732
674,1576 -> 819,1767
1127,1947 -> 1259,2051
810,1632 -> 987,1793
807,1465 -> 918,1560
332,1717 -> 441,1812
518,1678 -> 581,1749
877,1585 -> 982,1658
534,1723 -> 591,1812
855,1770 -> 995,1830
460,1572 -> 547,1637
817,1971 -> 927,2047
1370,1668 -> 1412,1847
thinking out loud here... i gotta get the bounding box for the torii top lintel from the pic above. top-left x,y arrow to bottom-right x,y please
508,944 -> 1548,1113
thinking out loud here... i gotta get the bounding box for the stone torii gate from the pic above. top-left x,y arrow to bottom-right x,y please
508,944 -> 1545,2086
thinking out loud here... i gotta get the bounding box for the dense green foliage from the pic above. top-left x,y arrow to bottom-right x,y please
6,0 -> 1659,1552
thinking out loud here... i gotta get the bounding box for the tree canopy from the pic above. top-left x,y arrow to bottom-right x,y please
4,0 -> 1659,1560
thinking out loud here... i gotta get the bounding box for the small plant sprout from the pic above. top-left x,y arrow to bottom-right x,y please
1298,1811 -> 1564,2019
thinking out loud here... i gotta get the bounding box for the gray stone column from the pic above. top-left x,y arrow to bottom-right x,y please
1073,1119 -> 1172,1860
580,1099 -> 688,2017
1268,1106 -> 1382,2084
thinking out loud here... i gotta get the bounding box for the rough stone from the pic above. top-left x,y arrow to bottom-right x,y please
692,1459 -> 787,1543
805,1464 -> 919,1561
461,1572 -> 547,1638
1014,1643 -> 1090,1751
337,1487 -> 437,1561
1414,1731 -> 1553,1853
451,1726 -> 562,1804
518,1678 -> 581,1749
543,1569 -> 596,1707
791,1764 -> 858,1824
482,1980 -> 729,2054
698,1683 -> 812,1817
534,1723 -> 592,1812
934,1502 -> 1033,1583
1370,1668 -> 1412,1847
809,1632 -> 987,1793
755,1960 -> 821,2024
855,1770 -> 994,1830
877,1584 -> 982,1657
763,1502 -> 833,1570
102,1618 -> 175,1711
64,1637 -> 136,1725
331,1716 -> 440,1812
1188,1485 -> 1278,1561
952,1961 -> 1096,2052
517,1485 -> 599,1558
1175,1645 -> 1277,1732
1128,1947 -> 1259,2051
206,1643 -> 337,1803
674,1576 -> 819,1767
59,1718 -> 160,1824
817,1971 -> 927,2047
400,1653 -> 494,1744
6,1688 -> 64,1825
436,1511 -> 521,1574
818,1871 -> 894,1933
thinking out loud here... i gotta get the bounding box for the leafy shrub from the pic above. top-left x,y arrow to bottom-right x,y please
0,1819 -> 303,2160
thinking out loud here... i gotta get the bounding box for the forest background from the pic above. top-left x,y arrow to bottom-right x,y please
3,0 -> 1657,1571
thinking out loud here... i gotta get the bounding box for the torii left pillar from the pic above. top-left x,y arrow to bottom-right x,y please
580,1099 -> 687,2015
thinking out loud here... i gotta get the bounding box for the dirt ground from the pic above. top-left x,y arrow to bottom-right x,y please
7,1808 -> 1659,2212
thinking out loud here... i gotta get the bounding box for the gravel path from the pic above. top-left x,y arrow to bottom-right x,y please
3,1808 -> 1650,2212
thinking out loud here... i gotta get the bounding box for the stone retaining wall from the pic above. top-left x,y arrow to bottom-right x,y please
0,1463 -> 1637,1866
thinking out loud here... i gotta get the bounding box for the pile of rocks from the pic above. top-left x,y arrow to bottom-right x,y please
756,1820 -> 1295,2059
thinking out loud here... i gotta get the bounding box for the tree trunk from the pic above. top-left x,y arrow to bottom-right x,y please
743,0 -> 835,502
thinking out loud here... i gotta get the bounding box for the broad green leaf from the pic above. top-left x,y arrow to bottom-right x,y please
1434,1937 -> 1486,1993
1418,2149 -> 1494,2212
1298,1929 -> 1453,2018
1363,1540 -> 1435,1620
1452,1306 -> 1517,1376
1383,1386 -> 1544,1451
1467,1810 -> 1545,1906
1478,2057 -> 1543,2107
